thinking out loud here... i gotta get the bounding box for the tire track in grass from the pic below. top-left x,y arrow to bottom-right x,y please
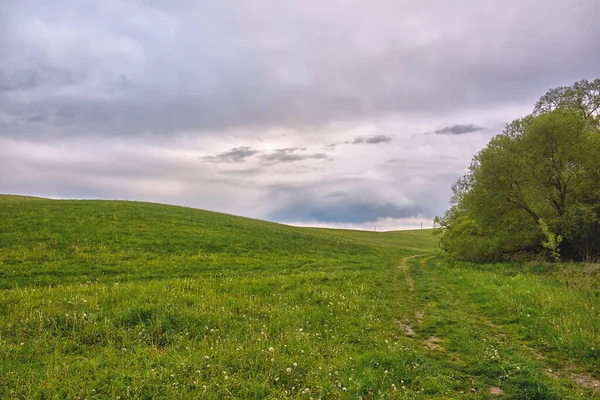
398,255 -> 597,399
396,254 -> 426,291
396,255 -> 444,352
395,254 -> 428,337
465,275 -> 600,393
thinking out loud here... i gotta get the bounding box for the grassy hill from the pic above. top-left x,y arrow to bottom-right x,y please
0,195 -> 598,399
0,195 -> 436,288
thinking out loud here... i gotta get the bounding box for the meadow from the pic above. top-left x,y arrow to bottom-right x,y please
0,195 -> 598,399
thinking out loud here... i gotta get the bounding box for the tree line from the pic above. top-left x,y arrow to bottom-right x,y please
435,79 -> 600,261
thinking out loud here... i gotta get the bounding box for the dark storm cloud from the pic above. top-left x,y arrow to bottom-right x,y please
352,134 -> 393,144
433,124 -> 484,135
1,0 -> 599,139
264,180 -> 430,224
203,147 -> 260,163
270,200 -> 421,224
259,148 -> 330,164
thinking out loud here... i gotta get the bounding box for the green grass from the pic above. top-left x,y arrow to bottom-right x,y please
401,257 -> 599,399
0,195 -> 598,399
306,228 -> 439,252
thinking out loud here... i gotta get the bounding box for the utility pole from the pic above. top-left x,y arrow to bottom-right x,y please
421,222 -> 423,231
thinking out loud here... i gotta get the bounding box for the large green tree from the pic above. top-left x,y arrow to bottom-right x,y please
436,81 -> 600,261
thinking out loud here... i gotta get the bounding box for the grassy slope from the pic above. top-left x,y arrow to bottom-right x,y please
0,195 -> 598,399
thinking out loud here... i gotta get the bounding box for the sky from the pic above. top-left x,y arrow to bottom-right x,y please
1,0 -> 599,230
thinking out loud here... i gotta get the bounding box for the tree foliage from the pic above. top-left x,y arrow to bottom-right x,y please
534,79 -> 600,125
436,80 -> 600,261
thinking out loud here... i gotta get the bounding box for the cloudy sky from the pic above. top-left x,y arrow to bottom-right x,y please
1,0 -> 599,230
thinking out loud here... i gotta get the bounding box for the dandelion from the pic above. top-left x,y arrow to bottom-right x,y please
286,368 -> 292,373
269,347 -> 274,352
305,388 -> 310,393
293,362 -> 297,367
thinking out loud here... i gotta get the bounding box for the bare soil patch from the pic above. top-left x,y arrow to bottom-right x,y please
396,320 -> 416,336
489,386 -> 504,395
424,336 -> 444,351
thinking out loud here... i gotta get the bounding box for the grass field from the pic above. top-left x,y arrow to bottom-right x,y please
0,195 -> 598,399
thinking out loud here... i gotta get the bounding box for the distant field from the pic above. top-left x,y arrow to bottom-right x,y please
0,195 -> 598,399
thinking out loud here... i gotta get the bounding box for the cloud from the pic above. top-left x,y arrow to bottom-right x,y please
270,200 -> 421,224
1,0 -> 599,139
203,147 -> 260,163
259,147 -> 330,164
263,178 -> 435,224
1,0 -> 599,229
433,124 -> 484,135
352,134 -> 394,144
218,167 -> 264,176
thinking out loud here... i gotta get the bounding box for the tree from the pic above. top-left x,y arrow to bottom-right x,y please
436,108 -> 600,261
534,79 -> 600,126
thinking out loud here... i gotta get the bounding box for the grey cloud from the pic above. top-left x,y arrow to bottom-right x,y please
204,147 -> 260,163
218,167 -> 264,176
352,134 -> 393,144
433,124 -> 484,135
0,139 -> 266,216
1,0 -> 599,139
259,147 -> 330,164
265,181 -> 422,223
25,115 -> 48,122
271,200 -> 420,224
